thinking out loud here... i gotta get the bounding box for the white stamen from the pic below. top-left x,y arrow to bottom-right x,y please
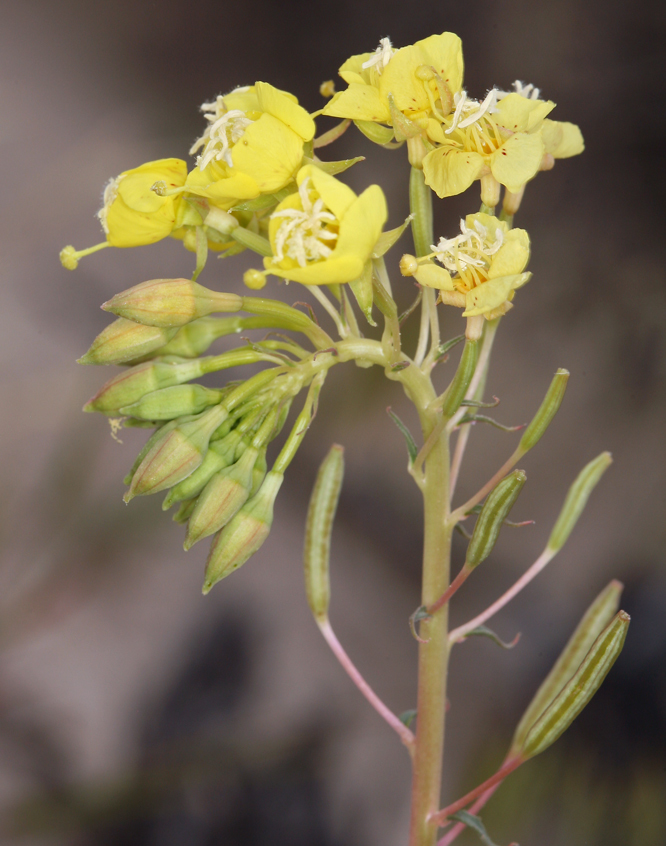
431,218 -> 504,274
271,177 -> 337,267
361,37 -> 394,74
97,175 -> 121,234
190,89 -> 255,170
497,80 -> 542,101
457,88 -> 500,129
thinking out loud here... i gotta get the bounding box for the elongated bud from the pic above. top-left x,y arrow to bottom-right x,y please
120,384 -> 223,421
162,431 -> 244,509
518,369 -> 570,454
465,469 -> 527,568
126,404 -> 229,500
102,279 -> 243,328
547,452 -> 612,552
202,470 -> 284,594
184,446 -> 259,549
124,420 -> 179,485
172,499 -> 197,524
512,580 -> 623,753
304,445 -> 344,622
250,448 -> 267,496
78,319 -> 178,365
441,339 -> 479,418
519,610 -> 630,760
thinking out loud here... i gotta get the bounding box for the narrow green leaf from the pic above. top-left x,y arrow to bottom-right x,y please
448,811 -> 504,846
434,335 -> 465,361
462,626 -> 521,650
399,709 -> 417,728
458,414 -> 524,433
386,408 -> 418,463
460,396 -> 500,409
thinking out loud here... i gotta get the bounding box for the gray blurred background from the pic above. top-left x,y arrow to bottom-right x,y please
1,1 -> 665,844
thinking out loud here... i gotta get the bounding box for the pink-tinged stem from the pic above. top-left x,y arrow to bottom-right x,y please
430,756 -> 523,828
448,548 -> 556,644
318,619 -> 415,751
427,566 -> 470,617
436,776 -> 503,845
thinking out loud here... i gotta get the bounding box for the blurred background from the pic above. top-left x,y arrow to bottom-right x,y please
1,0 -> 665,844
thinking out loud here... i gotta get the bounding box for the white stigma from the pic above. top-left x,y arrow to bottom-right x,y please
190,91 -> 254,170
446,88 -> 500,134
271,177 -> 337,267
97,175 -> 121,234
432,219 -> 504,274
361,37 -> 394,74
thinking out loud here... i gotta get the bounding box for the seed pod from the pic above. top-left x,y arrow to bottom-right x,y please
202,470 -> 284,594
304,445 -> 344,622
184,446 -> 259,549
441,339 -> 479,418
547,452 -> 612,552
519,610 -> 630,760
465,470 -> 527,569
162,432 -> 244,509
120,384 -> 223,420
78,318 -> 178,365
84,356 -> 208,415
511,580 -> 623,753
102,278 -> 243,328
518,369 -> 570,454
126,404 -> 229,500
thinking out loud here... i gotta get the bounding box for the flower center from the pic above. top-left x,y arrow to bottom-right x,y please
361,37 -> 394,75
271,178 -> 338,267
431,219 -> 504,293
190,91 -> 255,170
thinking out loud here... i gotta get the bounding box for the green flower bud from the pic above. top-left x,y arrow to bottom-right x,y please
202,470 -> 284,594
102,278 -> 243,328
465,469 -> 527,569
518,369 -> 570,454
84,356 -> 207,415
511,580 -> 623,754
161,432 -> 244,509
123,420 -> 178,485
126,404 -> 229,500
441,339 -> 479,418
119,384 -> 223,420
78,318 -> 178,365
184,446 -> 259,550
172,499 -> 197,524
304,444 -> 344,622
547,452 -> 612,552
250,448 -> 268,496
520,610 -> 630,760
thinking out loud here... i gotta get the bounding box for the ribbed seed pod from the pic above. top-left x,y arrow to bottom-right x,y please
304,445 -> 345,622
441,339 -> 479,418
120,384 -> 223,420
518,369 -> 570,454
547,452 -> 612,552
511,579 -> 623,753
466,469 -> 527,568
78,318 -> 177,365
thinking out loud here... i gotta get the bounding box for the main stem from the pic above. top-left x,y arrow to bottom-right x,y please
408,417 -> 451,846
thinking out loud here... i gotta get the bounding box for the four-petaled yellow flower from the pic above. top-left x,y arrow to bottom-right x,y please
262,165 -> 387,285
98,158 -> 188,247
405,213 -> 531,319
185,83 -> 316,208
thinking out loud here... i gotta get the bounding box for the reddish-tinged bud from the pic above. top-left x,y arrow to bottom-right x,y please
78,318 -> 177,365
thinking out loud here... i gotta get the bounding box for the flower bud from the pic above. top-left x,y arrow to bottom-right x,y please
172,499 -> 197,524
441,339 -> 479,418
511,579 -> 623,754
202,470 -> 284,594
519,610 -> 629,760
84,356 -> 208,415
128,317 -> 246,361
120,384 -> 223,420
162,431 -> 244,509
465,470 -> 527,569
399,254 -> 419,276
304,444 -> 344,622
78,319 -> 178,365
102,278 -> 243,328
250,448 -> 268,496
243,269 -> 267,290
126,404 -> 229,500
547,452 -> 612,553
518,369 -> 569,455
123,420 -> 179,485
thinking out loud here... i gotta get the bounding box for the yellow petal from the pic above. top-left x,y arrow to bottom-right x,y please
255,81 -> 315,141
322,84 -> 391,122
423,146 -> 485,198
334,184 -> 387,262
187,170 -> 260,204
541,119 -> 585,158
463,273 -> 530,316
265,254 -> 363,285
414,32 -> 464,95
231,114 -> 304,193
464,212 -> 509,237
378,45 -> 431,114
299,164 -> 356,220
414,262 -> 454,290
117,159 -> 187,213
338,52 -> 373,85
490,132 -> 544,193
495,93 -> 555,133
223,86 -> 260,113
106,198 -> 177,247
488,228 -> 530,279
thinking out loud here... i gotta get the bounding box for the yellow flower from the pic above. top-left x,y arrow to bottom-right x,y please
322,33 -> 463,133
98,158 -> 188,247
407,213 -> 531,318
262,164 -> 387,285
185,83 -> 316,208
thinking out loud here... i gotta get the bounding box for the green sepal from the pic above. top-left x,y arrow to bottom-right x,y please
302,156 -> 365,176
231,186 -> 294,212
371,215 -> 414,259
349,261 -> 375,324
354,120 -> 394,145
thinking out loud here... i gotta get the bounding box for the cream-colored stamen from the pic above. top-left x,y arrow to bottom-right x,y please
97,175 -> 121,233
431,218 -> 504,276
190,89 -> 255,170
361,37 -> 394,74
272,178 -> 337,267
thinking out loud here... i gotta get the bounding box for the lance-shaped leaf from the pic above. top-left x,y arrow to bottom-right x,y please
517,608 -> 630,760
511,579 -> 623,753
449,811 -> 505,846
386,408 -> 418,464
